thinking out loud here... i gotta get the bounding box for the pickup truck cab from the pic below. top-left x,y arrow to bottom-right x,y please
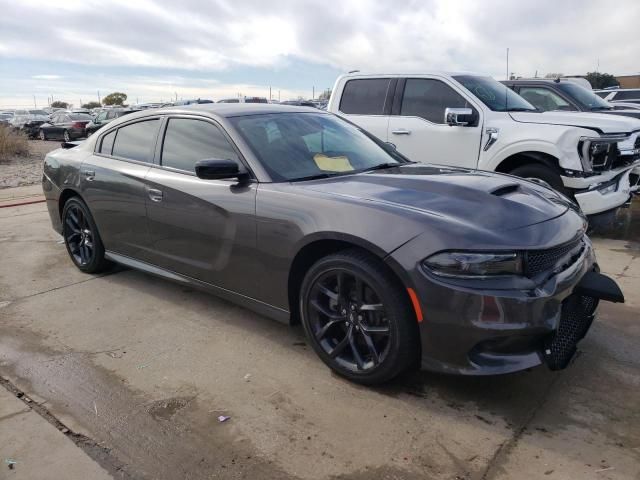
328,72 -> 640,219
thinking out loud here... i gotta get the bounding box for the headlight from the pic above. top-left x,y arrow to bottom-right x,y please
578,135 -> 627,172
423,252 -> 523,278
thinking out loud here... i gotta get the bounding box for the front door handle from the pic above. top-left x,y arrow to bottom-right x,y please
148,188 -> 163,202
391,129 -> 411,135
82,170 -> 96,181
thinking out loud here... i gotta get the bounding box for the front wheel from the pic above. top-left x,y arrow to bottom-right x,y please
509,164 -> 567,195
62,197 -> 111,273
300,249 -> 419,385
39,129 -> 47,141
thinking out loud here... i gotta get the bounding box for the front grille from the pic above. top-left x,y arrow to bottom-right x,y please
544,294 -> 598,370
525,237 -> 584,277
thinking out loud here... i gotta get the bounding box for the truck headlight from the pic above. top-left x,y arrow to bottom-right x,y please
423,252 -> 523,278
578,135 -> 627,172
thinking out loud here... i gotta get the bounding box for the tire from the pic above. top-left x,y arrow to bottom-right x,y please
63,130 -> 71,142
61,197 -> 111,274
509,163 -> 567,195
39,129 -> 47,141
300,248 -> 419,385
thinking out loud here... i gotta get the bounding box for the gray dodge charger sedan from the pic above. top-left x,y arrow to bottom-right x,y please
42,104 -> 624,384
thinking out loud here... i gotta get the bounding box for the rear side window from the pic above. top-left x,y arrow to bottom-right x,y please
340,78 -> 391,115
100,130 -> 116,155
111,119 -> 159,162
161,118 -> 239,173
400,79 -> 471,123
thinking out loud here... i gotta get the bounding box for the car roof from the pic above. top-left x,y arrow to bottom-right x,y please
132,103 -> 321,119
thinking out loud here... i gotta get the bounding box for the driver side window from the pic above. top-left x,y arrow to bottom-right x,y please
400,79 -> 473,124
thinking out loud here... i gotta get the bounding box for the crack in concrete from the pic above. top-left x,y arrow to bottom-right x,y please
0,375 -> 132,479
480,373 -> 562,480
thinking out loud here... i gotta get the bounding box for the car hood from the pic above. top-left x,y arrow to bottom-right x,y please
299,164 -> 575,231
509,111 -> 640,133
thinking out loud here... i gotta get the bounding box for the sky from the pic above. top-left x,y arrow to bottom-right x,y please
1,0 -> 639,108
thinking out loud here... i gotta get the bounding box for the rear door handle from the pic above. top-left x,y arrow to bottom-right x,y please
82,170 -> 96,181
148,188 -> 163,202
391,129 -> 411,135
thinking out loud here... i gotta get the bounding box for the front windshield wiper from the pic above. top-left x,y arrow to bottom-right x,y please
591,106 -> 613,111
505,107 -> 537,112
288,173 -> 334,182
360,162 -> 408,173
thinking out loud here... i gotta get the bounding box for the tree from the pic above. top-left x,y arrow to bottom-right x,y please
585,72 -> 619,89
318,89 -> 332,101
82,101 -> 101,109
102,92 -> 128,106
50,101 -> 68,109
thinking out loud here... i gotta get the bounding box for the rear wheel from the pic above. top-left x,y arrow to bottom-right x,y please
300,249 -> 419,385
62,197 -> 111,273
63,130 -> 71,142
509,164 -> 567,195
39,129 -> 47,141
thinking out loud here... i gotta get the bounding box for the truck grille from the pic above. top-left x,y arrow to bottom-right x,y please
543,293 -> 598,370
525,237 -> 585,277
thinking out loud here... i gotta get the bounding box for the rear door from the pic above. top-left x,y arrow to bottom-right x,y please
336,77 -> 395,141
144,115 -> 258,295
387,77 -> 482,168
80,118 -> 160,259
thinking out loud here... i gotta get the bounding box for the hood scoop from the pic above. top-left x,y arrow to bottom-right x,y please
490,183 -> 521,196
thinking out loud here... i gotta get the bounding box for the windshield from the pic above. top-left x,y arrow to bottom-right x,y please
230,113 -> 405,182
69,113 -> 92,120
453,75 -> 537,112
28,110 -> 48,115
557,82 -> 612,110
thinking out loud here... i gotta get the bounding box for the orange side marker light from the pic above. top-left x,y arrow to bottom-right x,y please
407,288 -> 423,323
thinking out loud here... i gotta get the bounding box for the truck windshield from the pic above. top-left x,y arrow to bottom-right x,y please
453,75 -> 537,112
557,82 -> 612,111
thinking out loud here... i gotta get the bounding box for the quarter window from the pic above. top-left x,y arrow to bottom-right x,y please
400,79 -> 471,123
340,78 -> 391,115
100,130 -> 116,155
518,87 -> 576,112
161,118 -> 239,173
111,119 -> 159,163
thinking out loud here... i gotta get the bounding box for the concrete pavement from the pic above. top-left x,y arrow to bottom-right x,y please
0,189 -> 638,480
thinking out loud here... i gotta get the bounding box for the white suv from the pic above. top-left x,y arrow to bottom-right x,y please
328,73 -> 640,220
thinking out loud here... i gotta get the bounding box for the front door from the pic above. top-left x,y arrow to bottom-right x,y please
388,77 -> 482,169
144,116 -> 258,295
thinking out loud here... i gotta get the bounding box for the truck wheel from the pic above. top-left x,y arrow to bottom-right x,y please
509,164 -> 567,195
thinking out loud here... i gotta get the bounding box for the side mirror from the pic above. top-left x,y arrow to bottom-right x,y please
444,107 -> 474,126
195,159 -> 246,180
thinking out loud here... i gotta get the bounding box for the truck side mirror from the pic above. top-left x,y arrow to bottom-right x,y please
445,108 -> 474,126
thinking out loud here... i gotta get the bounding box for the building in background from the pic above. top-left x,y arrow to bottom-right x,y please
616,74 -> 640,88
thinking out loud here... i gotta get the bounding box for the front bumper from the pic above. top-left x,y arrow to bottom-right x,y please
390,235 -> 623,376
562,164 -> 636,215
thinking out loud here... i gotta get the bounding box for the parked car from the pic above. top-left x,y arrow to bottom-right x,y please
218,97 -> 269,104
70,108 -> 92,115
173,99 -> 214,105
280,100 -> 319,107
502,78 -> 640,120
595,88 -> 640,104
217,98 -> 240,103
10,109 -> 50,138
0,112 -> 14,126
328,72 -> 640,223
39,112 -> 93,141
85,108 -> 140,136
42,104 -> 624,384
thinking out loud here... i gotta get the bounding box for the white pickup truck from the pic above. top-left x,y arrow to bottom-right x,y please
327,72 -> 640,221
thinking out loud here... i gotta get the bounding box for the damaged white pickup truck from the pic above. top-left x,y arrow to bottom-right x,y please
328,72 -> 640,223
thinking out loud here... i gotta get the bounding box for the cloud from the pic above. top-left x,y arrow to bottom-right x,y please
31,75 -> 62,80
1,0 -> 639,106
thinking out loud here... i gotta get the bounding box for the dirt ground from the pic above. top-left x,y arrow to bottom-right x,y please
0,140 -> 61,189
0,158 -> 638,479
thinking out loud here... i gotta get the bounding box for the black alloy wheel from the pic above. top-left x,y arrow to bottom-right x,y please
301,249 -> 418,384
62,197 -> 110,273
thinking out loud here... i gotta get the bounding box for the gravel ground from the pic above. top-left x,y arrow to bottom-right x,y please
0,140 -> 61,189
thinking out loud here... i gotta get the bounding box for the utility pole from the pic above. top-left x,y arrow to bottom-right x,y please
269,86 -> 272,101
278,90 -> 281,101
175,92 -> 178,102
312,86 -> 315,100
506,47 -> 509,80
98,91 -> 101,104
33,95 -> 37,108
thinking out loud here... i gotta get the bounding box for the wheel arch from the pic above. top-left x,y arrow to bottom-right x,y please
58,188 -> 82,219
287,233 -> 413,325
494,151 -> 562,175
